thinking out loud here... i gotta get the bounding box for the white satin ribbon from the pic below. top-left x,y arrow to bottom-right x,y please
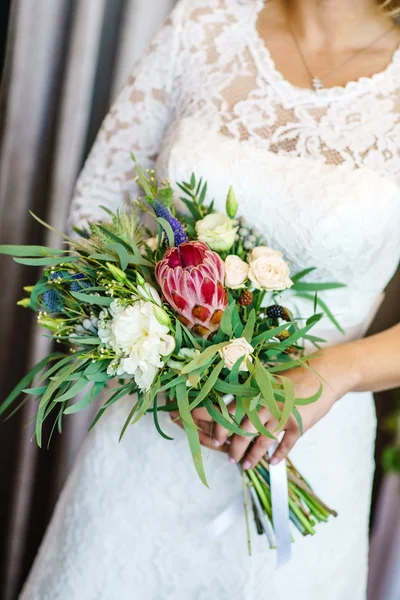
268,435 -> 291,566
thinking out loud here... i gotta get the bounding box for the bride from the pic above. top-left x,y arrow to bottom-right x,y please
20,1 -> 400,598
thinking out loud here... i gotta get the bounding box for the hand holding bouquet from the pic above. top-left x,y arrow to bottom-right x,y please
0,156 -> 344,553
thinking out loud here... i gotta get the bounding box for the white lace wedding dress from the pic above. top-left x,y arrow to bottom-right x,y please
20,1 -> 400,599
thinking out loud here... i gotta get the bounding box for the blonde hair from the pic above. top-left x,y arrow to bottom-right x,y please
380,1 -> 400,17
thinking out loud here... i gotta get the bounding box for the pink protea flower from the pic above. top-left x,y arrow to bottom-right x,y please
155,241 -> 228,338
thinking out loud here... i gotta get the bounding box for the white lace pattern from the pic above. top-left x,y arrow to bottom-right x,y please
23,1 -> 400,599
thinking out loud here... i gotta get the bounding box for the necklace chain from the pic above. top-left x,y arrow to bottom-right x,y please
287,21 -> 396,91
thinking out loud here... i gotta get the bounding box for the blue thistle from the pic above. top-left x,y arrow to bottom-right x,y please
70,274 -> 91,292
49,270 -> 69,281
41,289 -> 65,313
151,200 -> 188,246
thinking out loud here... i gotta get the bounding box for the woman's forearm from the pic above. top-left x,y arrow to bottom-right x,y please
345,323 -> 400,393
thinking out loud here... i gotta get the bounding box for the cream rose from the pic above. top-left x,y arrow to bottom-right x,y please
248,246 -> 283,262
145,236 -> 159,252
248,254 -> 293,291
195,212 -> 237,252
219,337 -> 254,372
224,255 -> 249,289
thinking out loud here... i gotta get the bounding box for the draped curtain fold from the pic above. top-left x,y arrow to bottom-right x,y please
0,2 -> 176,598
0,1 -> 398,599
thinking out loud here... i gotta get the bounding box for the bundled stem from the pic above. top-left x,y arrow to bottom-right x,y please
242,457 -> 337,551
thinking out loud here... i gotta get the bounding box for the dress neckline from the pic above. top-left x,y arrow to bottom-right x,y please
247,0 -> 400,104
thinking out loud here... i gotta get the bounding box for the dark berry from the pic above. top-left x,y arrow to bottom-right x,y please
238,290 -> 253,307
266,305 -> 291,321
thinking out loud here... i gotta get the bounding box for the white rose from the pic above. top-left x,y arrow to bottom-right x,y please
195,212 -> 237,252
99,300 -> 175,391
219,337 -> 254,372
248,246 -> 283,262
248,254 -> 293,292
224,255 -> 249,289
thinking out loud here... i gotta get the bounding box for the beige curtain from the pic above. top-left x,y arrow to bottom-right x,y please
0,1 -> 398,599
0,1 -> 176,598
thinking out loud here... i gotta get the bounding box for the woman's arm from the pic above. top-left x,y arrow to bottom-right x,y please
68,0 -> 187,231
210,323 -> 400,468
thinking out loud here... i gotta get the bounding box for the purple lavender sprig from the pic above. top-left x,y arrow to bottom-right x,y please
149,199 -> 188,246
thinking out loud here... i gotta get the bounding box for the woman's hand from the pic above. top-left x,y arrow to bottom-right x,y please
215,344 -> 359,468
170,343 -> 360,466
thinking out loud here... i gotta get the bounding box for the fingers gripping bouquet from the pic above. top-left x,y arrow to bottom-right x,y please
0,156 -> 342,553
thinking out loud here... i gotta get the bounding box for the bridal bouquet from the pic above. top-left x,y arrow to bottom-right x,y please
0,156 -> 342,551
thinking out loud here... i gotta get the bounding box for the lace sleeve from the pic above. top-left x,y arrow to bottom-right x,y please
68,0 -> 186,231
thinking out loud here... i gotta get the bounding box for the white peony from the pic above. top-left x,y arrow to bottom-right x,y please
195,212 -> 238,251
219,337 -> 254,372
224,255 -> 249,289
98,300 -> 175,391
248,253 -> 293,292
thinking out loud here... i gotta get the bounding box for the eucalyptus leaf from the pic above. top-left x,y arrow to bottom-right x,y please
0,352 -> 64,416
254,359 -> 281,420
0,244 -> 67,257
70,291 -> 113,306
177,383 -> 208,486
189,360 -> 224,410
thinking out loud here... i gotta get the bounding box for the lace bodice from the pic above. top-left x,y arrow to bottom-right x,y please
69,0 -> 400,335
70,0 -> 400,229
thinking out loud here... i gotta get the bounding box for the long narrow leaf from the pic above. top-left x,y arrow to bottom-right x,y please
0,353 -> 64,416
254,359 -> 281,420
177,383 -> 208,486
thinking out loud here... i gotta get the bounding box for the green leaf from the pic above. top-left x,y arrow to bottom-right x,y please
292,406 -> 304,436
174,320 -> 182,354
0,352 -> 64,416
180,342 -> 228,375
22,386 -> 47,396
242,309 -> 256,343
38,352 -> 82,383
54,377 -> 91,403
243,399 -> 275,439
63,382 -> 106,414
292,282 -> 346,292
213,379 -> 259,397
106,243 -> 130,271
277,375 -> 296,429
119,396 -> 142,441
29,276 -> 48,310
295,383 -> 323,406
204,399 -> 253,437
0,244 -> 67,257
70,337 -> 101,346
156,218 -> 175,247
89,384 -> 134,430
132,157 -> 154,199
153,394 -> 174,441
220,304 -> 233,337
254,359 -> 281,420
177,383 -> 208,486
291,267 -> 317,283
70,291 -> 113,306
132,380 -> 160,424
14,256 -> 76,267
252,323 -> 291,347
296,292 -> 345,335
189,360 -> 225,410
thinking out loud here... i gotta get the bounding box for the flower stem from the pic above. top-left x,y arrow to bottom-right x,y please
242,469 -> 252,556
